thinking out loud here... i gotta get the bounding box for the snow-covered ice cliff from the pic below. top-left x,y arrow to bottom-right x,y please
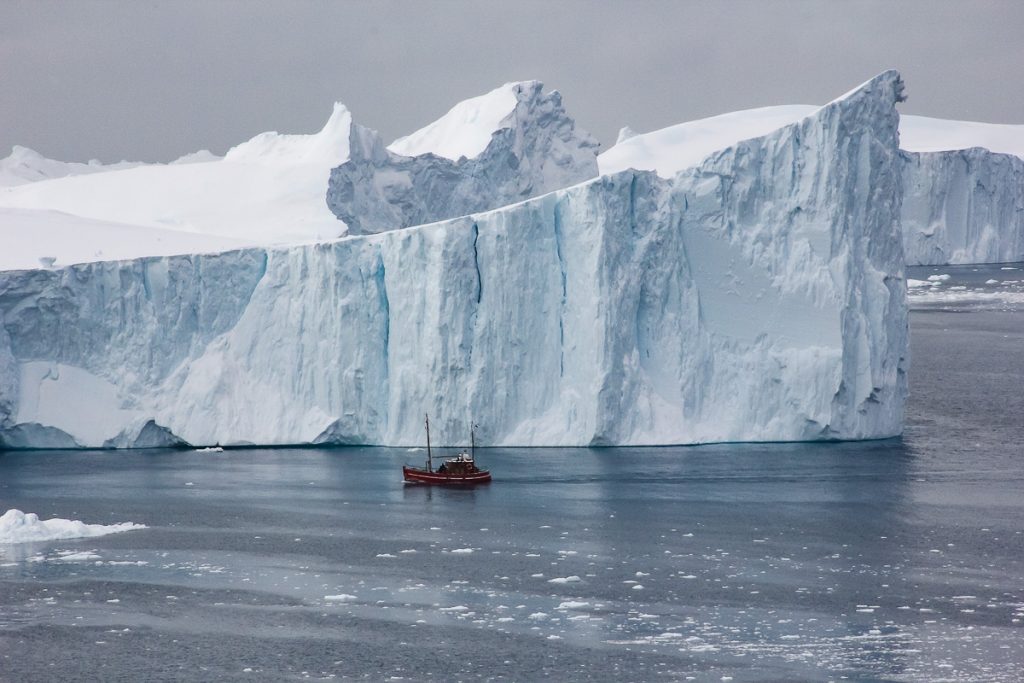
901,148 -> 1024,265
601,107 -> 1024,267
0,72 -> 908,448
326,81 -> 599,234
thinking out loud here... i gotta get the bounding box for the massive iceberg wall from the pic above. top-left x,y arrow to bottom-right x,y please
0,72 -> 908,449
902,148 -> 1024,265
326,81 -> 599,235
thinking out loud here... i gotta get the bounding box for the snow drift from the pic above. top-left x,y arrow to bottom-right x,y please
326,81 -> 599,234
0,72 -> 908,448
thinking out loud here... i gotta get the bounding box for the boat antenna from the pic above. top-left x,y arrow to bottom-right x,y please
425,413 -> 433,472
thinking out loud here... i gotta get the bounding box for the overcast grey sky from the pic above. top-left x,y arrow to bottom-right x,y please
2,0 -> 1022,163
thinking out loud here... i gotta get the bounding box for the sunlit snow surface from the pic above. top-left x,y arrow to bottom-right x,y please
387,82 -> 520,161
0,103 -> 352,268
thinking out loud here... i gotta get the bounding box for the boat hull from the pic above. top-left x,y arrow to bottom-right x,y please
402,466 -> 491,485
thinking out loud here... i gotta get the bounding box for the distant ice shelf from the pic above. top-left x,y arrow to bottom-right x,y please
0,72 -> 908,449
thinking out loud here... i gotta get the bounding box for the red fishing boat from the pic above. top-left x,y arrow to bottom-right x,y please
403,415 -> 491,485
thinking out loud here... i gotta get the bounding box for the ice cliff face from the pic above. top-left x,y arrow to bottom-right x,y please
902,149 -> 1024,265
326,81 -> 600,235
0,72 -> 908,449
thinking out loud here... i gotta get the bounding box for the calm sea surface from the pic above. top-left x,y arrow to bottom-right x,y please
1,263 -> 1022,682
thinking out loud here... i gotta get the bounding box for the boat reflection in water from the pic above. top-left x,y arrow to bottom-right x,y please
403,415 -> 491,485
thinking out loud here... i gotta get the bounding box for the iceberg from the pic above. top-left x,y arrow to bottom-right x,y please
0,72 -> 908,448
326,81 -> 599,234
600,106 -> 1024,267
0,509 -> 145,544
901,147 -> 1024,265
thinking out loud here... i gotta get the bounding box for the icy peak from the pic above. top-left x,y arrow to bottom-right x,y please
615,126 -> 638,145
388,81 -> 530,160
224,102 -> 352,167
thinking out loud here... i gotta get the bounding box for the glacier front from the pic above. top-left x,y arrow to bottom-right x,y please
0,71 -> 908,449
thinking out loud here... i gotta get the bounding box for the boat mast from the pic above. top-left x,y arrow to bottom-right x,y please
425,413 -> 433,472
471,424 -> 476,462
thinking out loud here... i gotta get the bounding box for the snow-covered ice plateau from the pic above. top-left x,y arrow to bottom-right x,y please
601,106 -> 1024,267
0,72 -> 908,448
326,81 -> 599,234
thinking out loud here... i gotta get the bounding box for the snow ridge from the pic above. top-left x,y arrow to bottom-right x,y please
0,146 -> 144,187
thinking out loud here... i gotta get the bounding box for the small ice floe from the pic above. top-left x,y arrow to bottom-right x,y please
399,549 -> 417,554
556,600 -> 589,610
1001,266 -> 1018,270
449,548 -> 473,554
376,553 -> 397,559
439,605 -> 469,612
928,274 -> 951,282
632,584 -> 644,590
547,634 -> 561,640
324,594 -> 356,602
0,509 -> 146,544
986,279 -> 1000,284
528,612 -> 549,620
55,550 -> 102,562
548,575 -> 582,584
194,447 -> 224,453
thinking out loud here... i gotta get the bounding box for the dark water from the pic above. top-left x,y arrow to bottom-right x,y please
1,266 -> 1023,682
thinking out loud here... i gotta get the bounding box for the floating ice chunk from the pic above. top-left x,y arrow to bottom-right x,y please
55,550 -> 102,562
324,594 -> 357,602
927,274 -> 951,282
548,576 -> 582,584
0,509 -> 145,544
439,605 -> 469,612
449,548 -> 474,554
556,600 -> 590,610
